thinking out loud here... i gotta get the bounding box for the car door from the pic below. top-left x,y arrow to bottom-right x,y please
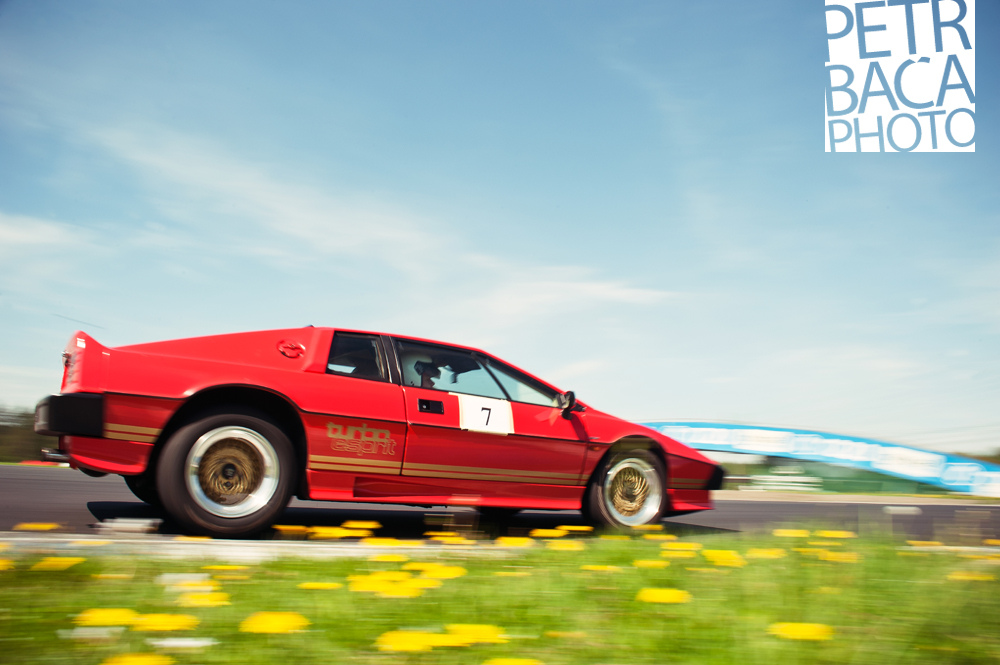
394,339 -> 589,504
301,332 -> 407,500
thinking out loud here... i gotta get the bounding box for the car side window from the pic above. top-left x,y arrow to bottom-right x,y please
396,340 -> 506,400
486,360 -> 560,407
327,333 -> 387,381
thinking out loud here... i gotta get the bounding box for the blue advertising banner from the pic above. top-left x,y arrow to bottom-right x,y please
640,421 -> 1000,497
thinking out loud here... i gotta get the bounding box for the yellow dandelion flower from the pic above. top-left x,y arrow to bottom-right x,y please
419,565 -> 467,579
369,553 -> 409,562
14,522 -> 61,531
360,537 -> 406,547
545,630 -> 587,638
631,524 -> 664,531
424,531 -> 459,537
172,536 -> 210,542
747,548 -> 786,559
598,534 -> 631,541
93,573 -> 132,580
686,567 -> 731,574
818,551 -> 861,563
984,539 -> 1000,546
556,525 -> 594,532
947,571 -> 995,582
31,557 -> 86,571
793,548 -> 825,556
177,592 -> 230,607
272,524 -> 310,535
483,659 -> 543,665
495,537 -> 534,548
309,526 -> 370,539
773,529 -> 810,538
662,542 -> 702,551
530,529 -> 568,538
376,584 -> 425,598
768,622 -> 834,641
660,551 -> 697,559
75,608 -> 140,626
907,540 -> 943,547
131,614 -> 199,632
815,530 -> 856,539
401,578 -> 443,589
401,562 -> 440,571
636,588 -> 692,604
170,580 -> 220,592
375,631 -> 437,652
702,550 -> 746,567
809,541 -> 843,547
431,536 -> 477,545
633,560 -> 670,569
350,571 -> 412,584
580,565 -> 620,572
0,559 -> 14,571
239,612 -> 310,633
642,534 -> 677,541
0,543 -> 9,551
201,565 -> 248,571
100,654 -> 175,665
341,520 -> 381,530
212,574 -> 249,580
546,540 -> 585,551
69,540 -> 112,547
445,624 -> 508,644
298,582 -> 344,590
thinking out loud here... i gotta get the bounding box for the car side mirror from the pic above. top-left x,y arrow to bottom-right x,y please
560,391 -> 583,419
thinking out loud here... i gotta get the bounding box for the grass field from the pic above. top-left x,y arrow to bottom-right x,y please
1,527 -> 999,665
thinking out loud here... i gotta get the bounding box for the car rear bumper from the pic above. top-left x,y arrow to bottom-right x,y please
34,393 -> 104,437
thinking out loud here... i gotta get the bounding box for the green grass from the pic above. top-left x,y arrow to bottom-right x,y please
1,532 -> 999,665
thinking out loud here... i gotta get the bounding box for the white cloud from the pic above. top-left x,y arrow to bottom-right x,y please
0,212 -> 88,255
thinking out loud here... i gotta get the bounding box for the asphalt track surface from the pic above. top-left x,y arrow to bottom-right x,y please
3,465 -> 1000,545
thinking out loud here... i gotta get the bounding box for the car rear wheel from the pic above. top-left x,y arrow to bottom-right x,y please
156,410 -> 295,538
586,449 -> 665,529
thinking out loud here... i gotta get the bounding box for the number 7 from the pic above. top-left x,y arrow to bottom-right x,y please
481,407 -> 491,425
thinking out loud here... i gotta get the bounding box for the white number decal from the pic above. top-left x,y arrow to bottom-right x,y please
455,394 -> 513,435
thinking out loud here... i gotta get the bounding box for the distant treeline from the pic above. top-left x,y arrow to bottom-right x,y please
0,408 -> 51,464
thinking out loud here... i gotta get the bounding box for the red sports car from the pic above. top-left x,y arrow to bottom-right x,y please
34,328 -> 723,537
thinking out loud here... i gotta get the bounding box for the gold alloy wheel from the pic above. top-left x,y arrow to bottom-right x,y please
602,456 -> 663,527
185,426 -> 280,518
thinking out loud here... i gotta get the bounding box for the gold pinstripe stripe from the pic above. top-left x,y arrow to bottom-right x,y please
403,461 -> 579,480
309,455 -> 400,468
104,432 -> 157,444
310,462 -> 401,475
402,468 -> 577,485
106,423 -> 162,436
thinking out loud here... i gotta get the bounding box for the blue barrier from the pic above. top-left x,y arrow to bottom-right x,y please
640,421 -> 1000,498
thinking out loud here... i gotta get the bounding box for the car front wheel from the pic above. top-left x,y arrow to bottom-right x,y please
156,410 -> 295,538
586,449 -> 665,529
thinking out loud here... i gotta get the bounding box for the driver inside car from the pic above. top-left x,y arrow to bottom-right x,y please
402,353 -> 441,389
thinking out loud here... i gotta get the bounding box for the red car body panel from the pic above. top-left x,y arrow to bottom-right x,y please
40,327 -> 722,516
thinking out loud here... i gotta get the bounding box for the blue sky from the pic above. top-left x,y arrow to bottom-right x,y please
1,1 -> 997,452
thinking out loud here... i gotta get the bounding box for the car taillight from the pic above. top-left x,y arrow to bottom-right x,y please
62,350 -> 77,389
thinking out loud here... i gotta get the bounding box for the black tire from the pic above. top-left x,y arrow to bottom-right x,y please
155,409 -> 296,538
123,471 -> 161,507
586,448 -> 666,529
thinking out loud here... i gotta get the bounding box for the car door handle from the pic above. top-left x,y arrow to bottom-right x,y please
418,399 -> 444,414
